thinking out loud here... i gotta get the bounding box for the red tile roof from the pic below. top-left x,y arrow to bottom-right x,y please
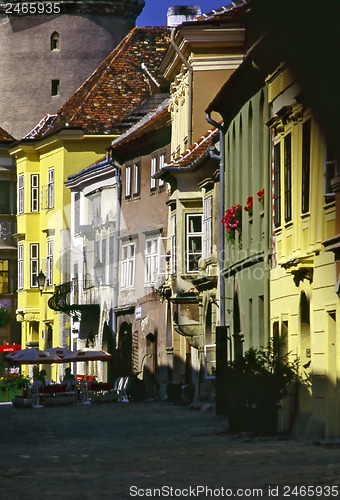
0,126 -> 15,142
24,27 -> 170,140
164,127 -> 219,168
110,97 -> 170,150
193,1 -> 249,23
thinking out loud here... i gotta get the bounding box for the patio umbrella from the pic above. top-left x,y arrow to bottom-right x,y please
62,348 -> 112,403
4,349 -> 62,365
62,348 -> 112,363
44,346 -> 73,360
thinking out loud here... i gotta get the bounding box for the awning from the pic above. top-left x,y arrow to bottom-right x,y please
0,343 -> 21,353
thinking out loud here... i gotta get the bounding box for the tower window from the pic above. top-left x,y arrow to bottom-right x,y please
52,80 -> 60,96
51,32 -> 60,51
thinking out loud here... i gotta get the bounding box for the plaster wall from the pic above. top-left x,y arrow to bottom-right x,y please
0,14 -> 137,139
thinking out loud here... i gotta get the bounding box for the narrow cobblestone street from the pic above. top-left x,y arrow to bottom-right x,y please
0,401 -> 339,499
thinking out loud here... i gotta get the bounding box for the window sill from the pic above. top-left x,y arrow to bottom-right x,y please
323,199 -> 336,210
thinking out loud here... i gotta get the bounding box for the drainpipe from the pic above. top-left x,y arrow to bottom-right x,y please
170,27 -> 193,147
112,165 -> 121,349
206,113 -> 225,327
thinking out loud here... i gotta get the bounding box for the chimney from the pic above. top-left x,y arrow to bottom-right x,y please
167,5 -> 202,27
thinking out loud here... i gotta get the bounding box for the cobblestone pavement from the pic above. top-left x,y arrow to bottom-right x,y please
0,401 -> 339,499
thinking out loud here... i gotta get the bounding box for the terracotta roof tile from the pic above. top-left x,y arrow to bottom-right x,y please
192,1 -> 249,23
164,127 -> 219,168
24,27 -> 170,140
0,126 -> 15,142
110,96 -> 170,150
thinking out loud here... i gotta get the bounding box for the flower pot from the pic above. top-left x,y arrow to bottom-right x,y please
12,396 -> 33,408
0,388 -> 23,402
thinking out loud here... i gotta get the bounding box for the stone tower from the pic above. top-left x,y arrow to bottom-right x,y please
0,0 -> 145,139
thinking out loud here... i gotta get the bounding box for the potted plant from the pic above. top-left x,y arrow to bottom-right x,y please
0,372 -> 30,402
244,196 -> 253,217
224,336 -> 299,435
221,203 -> 242,242
257,188 -> 265,207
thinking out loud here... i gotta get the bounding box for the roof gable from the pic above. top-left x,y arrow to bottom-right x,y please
0,126 -> 15,143
24,27 -> 170,141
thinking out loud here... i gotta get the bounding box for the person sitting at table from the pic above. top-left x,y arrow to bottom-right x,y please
32,366 -> 45,391
63,367 -> 77,391
38,369 -> 46,386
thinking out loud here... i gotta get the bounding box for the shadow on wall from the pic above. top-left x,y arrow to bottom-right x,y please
108,341 -> 211,407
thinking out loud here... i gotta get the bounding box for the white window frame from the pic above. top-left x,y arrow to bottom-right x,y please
150,157 -> 157,190
109,235 -> 115,283
102,238 -> 107,285
186,213 -> 203,274
133,161 -> 140,196
47,169 -> 54,209
121,242 -> 135,289
46,240 -> 53,286
203,196 -> 212,259
30,243 -> 39,288
145,237 -> 159,285
125,164 -> 132,198
74,191 -> 80,234
324,145 -> 339,198
159,153 -> 165,188
18,175 -> 24,214
18,245 -> 24,290
31,174 -> 39,212
170,215 -> 176,274
158,236 -> 170,276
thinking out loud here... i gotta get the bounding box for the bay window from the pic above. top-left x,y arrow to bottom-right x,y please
186,214 -> 203,273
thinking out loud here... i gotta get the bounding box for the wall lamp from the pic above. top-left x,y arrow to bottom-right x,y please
37,270 -> 54,295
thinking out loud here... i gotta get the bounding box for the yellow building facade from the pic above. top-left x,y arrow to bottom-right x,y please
268,65 -> 339,438
11,132 -> 113,380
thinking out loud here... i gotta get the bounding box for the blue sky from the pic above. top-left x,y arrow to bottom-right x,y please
136,0 -> 228,26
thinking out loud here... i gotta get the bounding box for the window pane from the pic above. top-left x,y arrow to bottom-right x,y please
18,175 -> 24,214
284,134 -> 292,222
125,165 -> 131,197
74,192 -> 80,233
274,143 -> 281,227
0,182 -> 10,214
325,144 -> 338,198
188,215 -> 202,233
151,158 -> 156,190
0,259 -> 9,293
302,120 -> 311,214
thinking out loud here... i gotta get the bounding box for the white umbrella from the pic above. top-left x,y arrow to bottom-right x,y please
62,348 -> 112,363
62,348 -> 112,404
5,348 -> 62,365
44,346 -> 73,360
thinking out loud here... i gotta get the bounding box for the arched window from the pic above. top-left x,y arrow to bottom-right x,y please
51,32 -> 60,51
